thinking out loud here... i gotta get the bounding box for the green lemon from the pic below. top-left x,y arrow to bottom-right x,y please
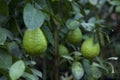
67,28 -> 82,44
58,44 -> 69,57
72,62 -> 84,80
23,28 -> 47,54
81,38 -> 100,58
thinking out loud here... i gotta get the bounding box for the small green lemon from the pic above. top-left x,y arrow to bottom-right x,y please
81,38 -> 100,58
67,28 -> 82,44
58,44 -> 69,57
72,62 -> 84,80
23,28 -> 47,54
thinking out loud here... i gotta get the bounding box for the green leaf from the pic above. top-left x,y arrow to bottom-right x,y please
23,3 -> 45,30
83,59 -> 92,76
62,55 -> 74,61
92,62 -> 108,72
71,2 -> 80,14
74,13 -> 84,19
89,0 -> 98,5
66,19 -> 80,30
88,17 -> 96,23
0,0 -> 9,16
95,57 -> 109,74
91,65 -> 102,79
84,9 -> 90,15
7,42 -> 22,58
109,1 -> 120,6
0,49 -> 12,69
22,72 -> 36,80
3,28 -> 14,40
42,26 -> 54,46
25,61 -> 36,66
0,27 -> 7,45
34,0 -> 48,9
9,60 -> 25,80
81,22 -> 95,31
72,62 -> 84,80
71,51 -> 82,56
105,62 -> 115,74
115,6 -> 120,12
31,68 -> 42,78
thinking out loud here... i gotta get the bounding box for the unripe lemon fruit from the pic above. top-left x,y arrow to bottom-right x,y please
81,38 -> 100,58
23,28 -> 47,54
67,28 -> 82,44
72,62 -> 84,80
58,44 -> 69,57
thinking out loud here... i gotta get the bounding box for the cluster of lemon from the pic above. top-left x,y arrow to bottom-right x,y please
59,28 -> 100,59
22,27 -> 100,79
23,27 -> 100,59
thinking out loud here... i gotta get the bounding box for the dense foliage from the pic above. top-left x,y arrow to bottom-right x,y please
0,0 -> 120,80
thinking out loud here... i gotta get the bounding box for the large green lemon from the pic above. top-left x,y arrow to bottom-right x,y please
23,28 -> 47,54
67,28 -> 82,44
58,44 -> 69,57
81,38 -> 100,58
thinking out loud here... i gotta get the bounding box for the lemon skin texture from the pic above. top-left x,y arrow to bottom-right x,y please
58,44 -> 69,57
81,38 -> 100,58
23,28 -> 47,54
67,28 -> 82,44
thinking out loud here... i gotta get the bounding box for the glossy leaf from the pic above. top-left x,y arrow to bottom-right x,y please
3,28 -> 14,40
62,55 -> 74,61
0,27 -> 7,45
7,42 -> 22,58
91,65 -> 102,79
72,2 -> 80,14
25,61 -> 36,66
83,59 -> 92,76
23,3 -> 45,30
88,17 -> 96,23
31,68 -> 42,78
9,60 -> 25,80
0,49 -> 12,69
89,0 -> 98,5
42,26 -> 54,46
66,19 -> 80,30
115,6 -> 120,12
22,72 -> 36,80
109,1 -> 120,6
81,22 -> 95,31
74,13 -> 84,19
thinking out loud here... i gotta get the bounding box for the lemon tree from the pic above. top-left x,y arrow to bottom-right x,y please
0,0 -> 118,80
